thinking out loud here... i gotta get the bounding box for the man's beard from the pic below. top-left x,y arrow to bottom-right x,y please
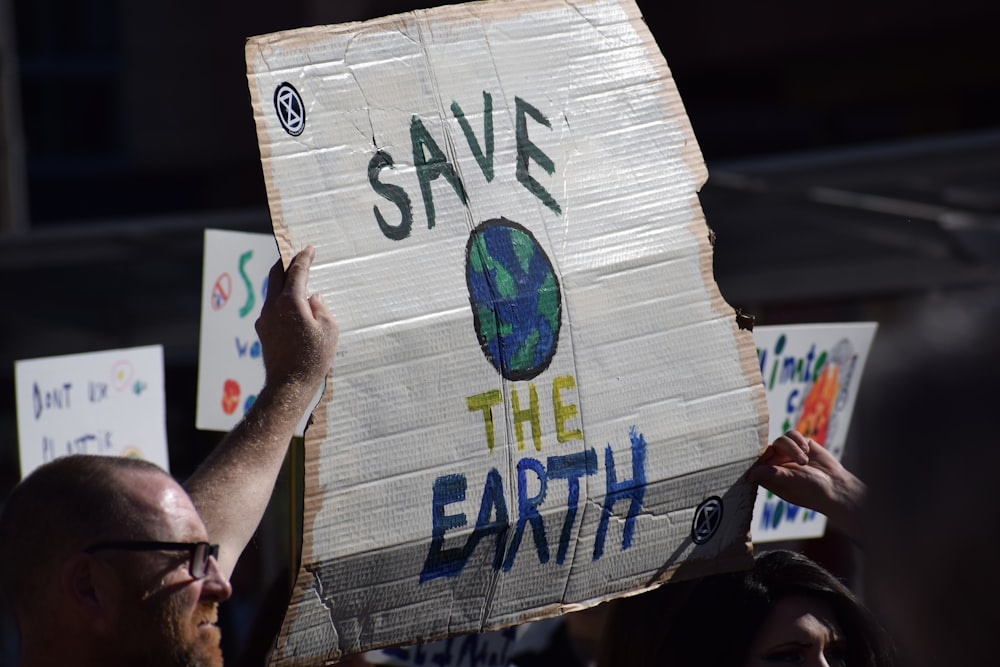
116,590 -> 225,667
164,600 -> 225,667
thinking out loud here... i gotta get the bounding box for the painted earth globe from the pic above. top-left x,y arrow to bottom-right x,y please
465,219 -> 562,380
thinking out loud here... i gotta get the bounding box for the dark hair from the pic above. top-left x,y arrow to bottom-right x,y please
0,455 -> 171,618
598,549 -> 896,667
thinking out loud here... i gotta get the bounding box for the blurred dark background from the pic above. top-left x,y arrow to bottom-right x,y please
2,0 -> 999,663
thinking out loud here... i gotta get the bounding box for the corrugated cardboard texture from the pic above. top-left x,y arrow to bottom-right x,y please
246,0 -> 768,663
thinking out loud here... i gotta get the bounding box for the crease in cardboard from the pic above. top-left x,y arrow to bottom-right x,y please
552,432 -> 592,604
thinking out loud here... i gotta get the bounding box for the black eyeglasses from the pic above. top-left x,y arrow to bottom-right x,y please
84,541 -> 220,579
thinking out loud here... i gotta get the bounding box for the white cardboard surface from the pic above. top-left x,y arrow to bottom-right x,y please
195,228 -> 319,435
750,323 -> 877,542
14,345 -> 169,478
246,0 -> 768,661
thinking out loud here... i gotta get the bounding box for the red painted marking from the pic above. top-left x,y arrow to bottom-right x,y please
212,273 -> 233,311
221,379 -> 241,415
110,360 -> 134,391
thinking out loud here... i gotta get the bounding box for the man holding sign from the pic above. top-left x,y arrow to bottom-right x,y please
0,247 -> 337,667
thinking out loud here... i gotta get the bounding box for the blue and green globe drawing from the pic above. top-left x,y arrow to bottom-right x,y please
466,219 -> 562,381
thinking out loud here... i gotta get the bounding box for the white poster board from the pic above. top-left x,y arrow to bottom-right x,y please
195,228 -> 317,435
14,345 -> 169,478
246,0 -> 768,661
750,322 -> 877,543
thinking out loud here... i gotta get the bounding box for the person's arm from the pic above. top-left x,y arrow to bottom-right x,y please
185,245 -> 338,577
747,429 -> 865,543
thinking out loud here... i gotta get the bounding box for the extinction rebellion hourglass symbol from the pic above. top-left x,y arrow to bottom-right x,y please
692,496 -> 723,545
274,82 -> 305,136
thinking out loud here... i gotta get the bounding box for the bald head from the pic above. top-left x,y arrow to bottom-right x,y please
0,455 -> 177,619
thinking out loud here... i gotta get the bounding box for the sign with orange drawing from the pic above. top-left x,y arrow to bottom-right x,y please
14,345 -> 169,478
750,322 -> 878,543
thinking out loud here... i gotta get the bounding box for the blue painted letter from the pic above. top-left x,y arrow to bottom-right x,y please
420,474 -> 469,582
420,469 -> 511,582
593,427 -> 647,560
547,449 -> 598,564
470,468 -> 511,573
503,457 -> 549,571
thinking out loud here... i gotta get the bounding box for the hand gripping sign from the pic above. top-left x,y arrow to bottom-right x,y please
246,0 -> 768,662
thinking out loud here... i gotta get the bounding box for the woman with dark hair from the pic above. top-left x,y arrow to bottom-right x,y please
598,549 -> 896,667
597,429 -> 896,666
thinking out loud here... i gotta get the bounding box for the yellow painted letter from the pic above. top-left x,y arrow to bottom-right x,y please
552,375 -> 583,442
511,384 -> 542,451
467,390 -> 503,453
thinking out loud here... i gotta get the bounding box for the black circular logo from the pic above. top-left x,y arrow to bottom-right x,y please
274,82 -> 305,136
691,496 -> 723,545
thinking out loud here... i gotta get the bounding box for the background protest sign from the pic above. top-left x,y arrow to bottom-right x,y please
195,228 -> 319,435
750,322 -> 877,543
14,345 -> 169,478
368,627 -> 518,667
246,0 -> 768,661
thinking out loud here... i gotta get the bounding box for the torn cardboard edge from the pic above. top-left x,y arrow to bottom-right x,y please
245,0 -> 769,662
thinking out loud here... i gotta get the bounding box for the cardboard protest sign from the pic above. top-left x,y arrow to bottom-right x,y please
246,0 -> 768,661
751,323 -> 877,542
195,228 -> 319,435
14,345 -> 169,478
